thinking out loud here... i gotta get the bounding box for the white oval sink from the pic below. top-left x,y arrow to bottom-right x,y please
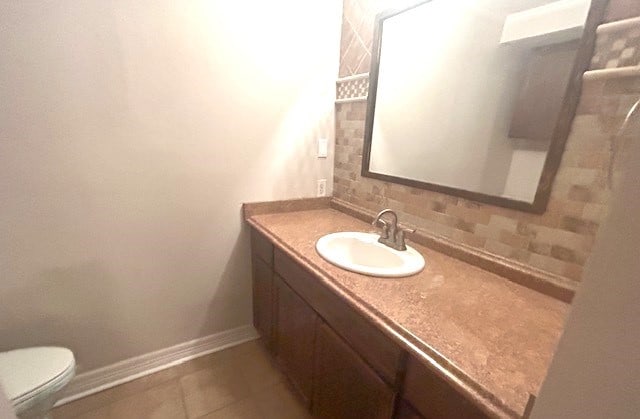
315,232 -> 425,277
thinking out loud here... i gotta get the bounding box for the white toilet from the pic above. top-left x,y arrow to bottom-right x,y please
0,347 -> 75,419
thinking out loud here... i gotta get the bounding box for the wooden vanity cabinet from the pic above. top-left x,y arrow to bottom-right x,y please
250,230 -> 275,351
273,247 -> 404,387
251,229 -> 398,417
395,399 -> 427,419
313,322 -> 396,419
250,227 -> 491,419
402,356 -> 489,419
273,274 -> 317,405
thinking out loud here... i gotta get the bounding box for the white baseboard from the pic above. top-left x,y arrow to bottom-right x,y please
56,325 -> 259,406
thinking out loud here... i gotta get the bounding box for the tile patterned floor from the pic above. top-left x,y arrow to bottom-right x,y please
51,340 -> 311,419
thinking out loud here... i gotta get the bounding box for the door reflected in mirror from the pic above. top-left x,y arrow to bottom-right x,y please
363,0 -> 599,212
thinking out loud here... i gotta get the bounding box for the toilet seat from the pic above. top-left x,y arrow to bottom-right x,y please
0,347 -> 75,413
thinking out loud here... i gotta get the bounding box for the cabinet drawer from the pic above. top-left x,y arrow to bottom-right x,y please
251,228 -> 273,267
274,247 -> 403,386
403,355 -> 489,419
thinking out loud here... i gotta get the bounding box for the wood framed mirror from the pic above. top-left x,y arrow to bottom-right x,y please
362,0 -> 609,213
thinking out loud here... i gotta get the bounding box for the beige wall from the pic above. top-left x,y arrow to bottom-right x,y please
0,0 -> 342,372
532,99 -> 640,418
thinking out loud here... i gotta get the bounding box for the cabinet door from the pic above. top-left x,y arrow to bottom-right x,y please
274,274 -> 317,406
402,355 -> 489,419
252,255 -> 274,350
313,322 -> 396,419
274,248 -> 403,386
395,399 -> 427,419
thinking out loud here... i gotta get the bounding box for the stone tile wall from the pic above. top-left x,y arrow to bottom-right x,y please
334,0 -> 640,283
603,0 -> 640,22
592,17 -> 640,70
338,0 -> 400,77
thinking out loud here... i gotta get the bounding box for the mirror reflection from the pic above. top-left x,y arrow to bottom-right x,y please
365,0 -> 592,206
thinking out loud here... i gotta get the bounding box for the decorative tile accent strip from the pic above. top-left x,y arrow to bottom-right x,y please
591,17 -> 640,70
336,74 -> 369,102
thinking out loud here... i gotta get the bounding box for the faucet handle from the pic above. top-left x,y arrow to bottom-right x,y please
396,228 -> 416,248
373,219 -> 390,239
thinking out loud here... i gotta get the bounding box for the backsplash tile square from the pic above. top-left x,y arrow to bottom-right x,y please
591,17 -> 640,70
604,0 -> 640,23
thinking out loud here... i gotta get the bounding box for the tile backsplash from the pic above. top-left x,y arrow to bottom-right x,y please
603,0 -> 640,23
591,17 -> 640,70
333,0 -> 640,283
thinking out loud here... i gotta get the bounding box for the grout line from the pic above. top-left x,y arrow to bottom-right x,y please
177,374 -> 189,419
339,28 -> 357,70
354,47 -> 371,74
55,345 -> 306,419
335,96 -> 367,104
57,326 -> 259,406
336,73 -> 369,83
344,12 -> 372,56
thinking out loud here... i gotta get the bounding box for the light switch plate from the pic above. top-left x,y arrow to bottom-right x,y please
318,138 -> 328,158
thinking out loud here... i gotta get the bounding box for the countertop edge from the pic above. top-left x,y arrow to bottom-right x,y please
246,215 -> 520,419
242,197 -> 332,219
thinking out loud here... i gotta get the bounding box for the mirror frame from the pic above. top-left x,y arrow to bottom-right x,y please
361,0 -> 609,214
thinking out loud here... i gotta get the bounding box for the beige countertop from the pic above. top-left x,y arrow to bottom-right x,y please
246,206 -> 568,418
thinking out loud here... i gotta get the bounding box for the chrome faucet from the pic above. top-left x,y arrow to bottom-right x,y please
372,209 -> 415,251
